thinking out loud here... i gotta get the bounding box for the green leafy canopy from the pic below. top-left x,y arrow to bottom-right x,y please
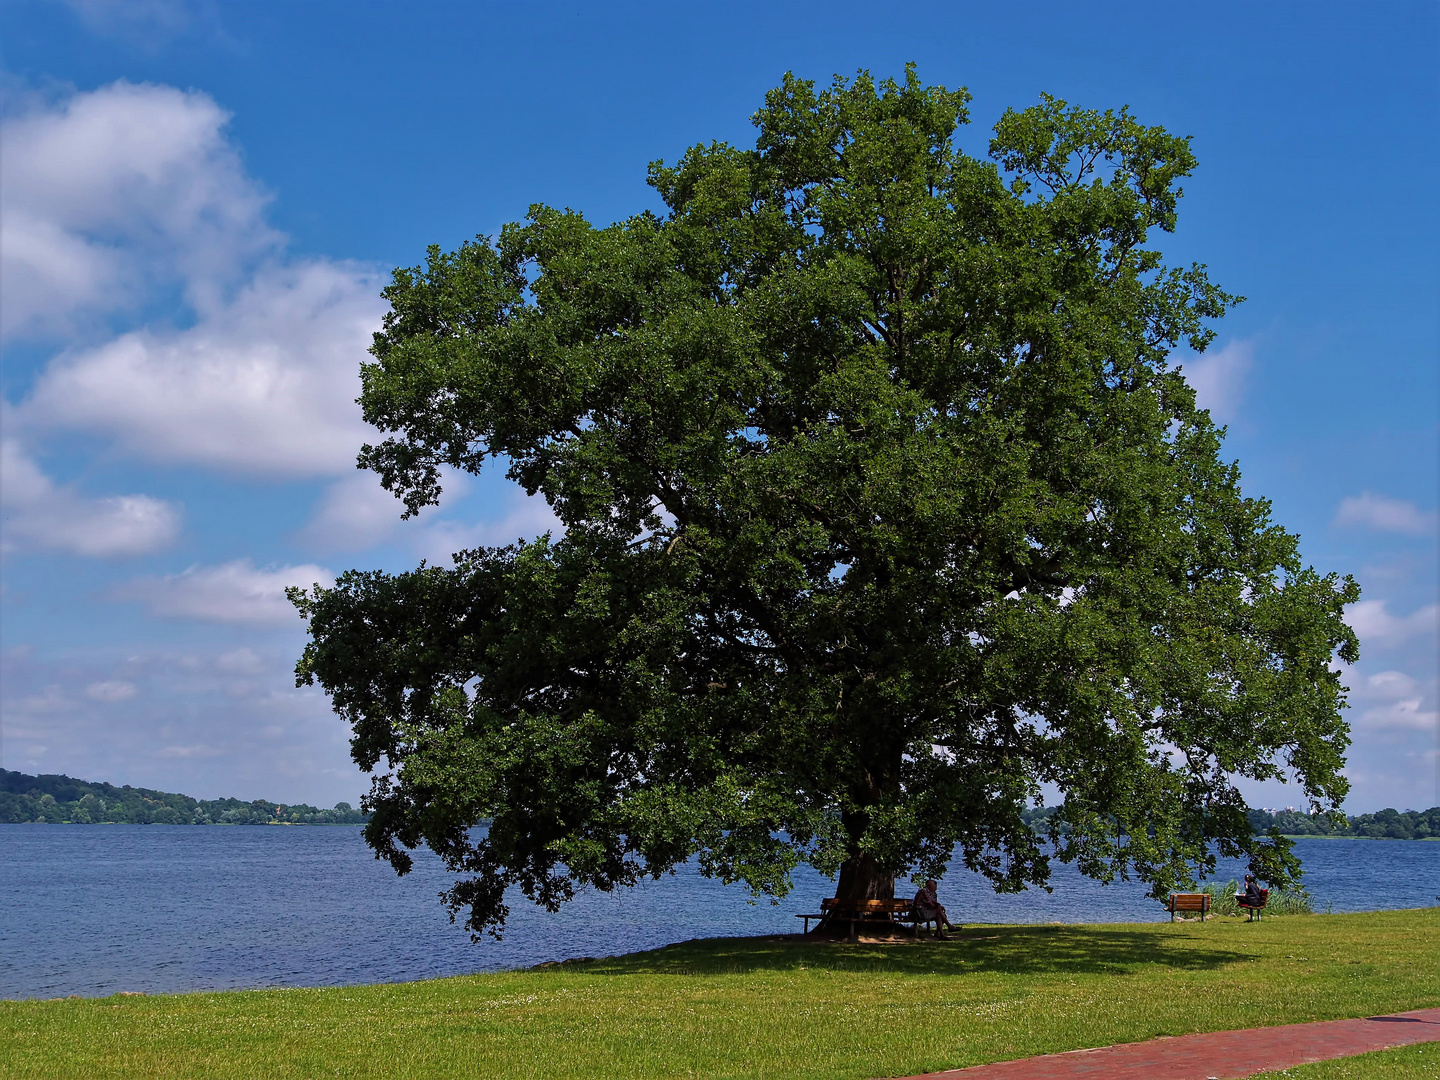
291,67 -> 1359,938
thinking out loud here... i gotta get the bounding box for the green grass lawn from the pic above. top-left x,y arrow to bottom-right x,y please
4,908 -> 1437,1079
1253,1042 -> 1440,1079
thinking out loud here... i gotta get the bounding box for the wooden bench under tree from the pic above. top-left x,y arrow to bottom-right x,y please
796,898 -> 915,939
1167,893 -> 1212,921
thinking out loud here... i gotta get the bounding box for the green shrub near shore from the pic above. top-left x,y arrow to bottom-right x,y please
3,908 -> 1436,1079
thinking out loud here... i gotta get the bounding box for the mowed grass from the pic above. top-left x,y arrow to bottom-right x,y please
3,908 -> 1437,1079
1253,1041 -> 1440,1079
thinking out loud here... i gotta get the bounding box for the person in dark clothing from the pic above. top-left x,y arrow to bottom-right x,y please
1236,874 -> 1264,907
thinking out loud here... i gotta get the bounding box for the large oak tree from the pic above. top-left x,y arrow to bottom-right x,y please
292,68 -> 1359,937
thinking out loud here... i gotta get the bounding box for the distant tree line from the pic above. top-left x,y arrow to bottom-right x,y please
1245,805 -> 1440,840
7,765 -> 1432,837
1021,804 -> 1440,840
0,769 -> 368,825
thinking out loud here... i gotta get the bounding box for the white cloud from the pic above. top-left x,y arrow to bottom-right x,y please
112,559 -> 334,625
13,685 -> 72,715
1354,669 -> 1436,731
1181,339 -> 1252,424
1366,670 -> 1418,698
1,80 -> 278,341
0,438 -> 181,557
1,645 -> 363,805
21,261 -> 383,476
7,81 -> 386,477
85,680 -> 138,703
1359,698 -> 1438,733
1334,492 -> 1437,536
297,470 -> 409,552
158,743 -> 223,759
299,467 -> 556,563
297,467 -> 481,552
411,491 -> 562,565
1346,600 -> 1439,648
215,647 -> 265,675
59,0 -> 195,41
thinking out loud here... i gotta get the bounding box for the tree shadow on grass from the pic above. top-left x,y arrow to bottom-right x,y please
566,923 -> 1245,979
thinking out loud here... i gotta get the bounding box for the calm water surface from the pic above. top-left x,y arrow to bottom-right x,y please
2,826 -> 1436,999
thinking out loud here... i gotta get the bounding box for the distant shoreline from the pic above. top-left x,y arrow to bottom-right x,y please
8,768 -> 1436,838
0,820 -> 365,826
1022,803 -> 1440,843
1280,834 -> 1440,842
2,768 -> 369,826
5,827 -> 1435,842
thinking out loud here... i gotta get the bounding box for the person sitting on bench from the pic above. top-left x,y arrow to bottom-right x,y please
914,879 -> 956,939
1236,874 -> 1264,908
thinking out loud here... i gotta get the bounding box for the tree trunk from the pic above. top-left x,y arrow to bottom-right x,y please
813,804 -> 898,936
834,849 -> 895,901
818,841 -> 896,939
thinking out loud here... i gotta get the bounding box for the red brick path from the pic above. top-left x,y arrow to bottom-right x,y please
890,1007 -> 1440,1079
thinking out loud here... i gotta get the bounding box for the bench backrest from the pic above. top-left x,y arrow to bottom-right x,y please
1168,893 -> 1211,911
821,898 -> 912,914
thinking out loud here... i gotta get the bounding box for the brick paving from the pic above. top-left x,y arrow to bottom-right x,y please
889,1007 -> 1440,1079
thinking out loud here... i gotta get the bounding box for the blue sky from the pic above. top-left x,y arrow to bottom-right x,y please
1,0 -> 1435,812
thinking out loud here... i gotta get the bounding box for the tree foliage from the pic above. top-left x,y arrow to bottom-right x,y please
292,67 -> 1359,937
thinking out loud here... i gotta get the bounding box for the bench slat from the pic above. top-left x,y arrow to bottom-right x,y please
803,898 -> 917,937
821,898 -> 912,912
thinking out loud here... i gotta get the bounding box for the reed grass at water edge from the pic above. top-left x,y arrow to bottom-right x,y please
1199,879 -> 1316,917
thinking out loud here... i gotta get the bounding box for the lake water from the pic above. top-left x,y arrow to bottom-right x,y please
2,826 -> 1436,1000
